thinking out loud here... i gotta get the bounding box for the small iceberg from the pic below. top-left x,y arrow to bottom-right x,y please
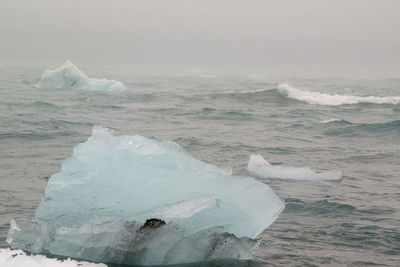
248,154 -> 342,181
36,60 -> 126,91
8,126 -> 284,265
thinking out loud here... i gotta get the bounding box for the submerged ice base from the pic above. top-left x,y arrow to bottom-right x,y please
8,127 -> 284,265
248,154 -> 342,181
37,61 -> 126,91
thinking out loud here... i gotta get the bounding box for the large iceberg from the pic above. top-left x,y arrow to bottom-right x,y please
248,154 -> 342,181
36,61 -> 126,91
8,127 -> 284,265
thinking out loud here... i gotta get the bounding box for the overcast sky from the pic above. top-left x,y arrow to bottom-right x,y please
1,0 -> 399,77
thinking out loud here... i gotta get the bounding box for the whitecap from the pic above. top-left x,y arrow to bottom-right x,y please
321,118 -> 342,124
278,83 -> 400,106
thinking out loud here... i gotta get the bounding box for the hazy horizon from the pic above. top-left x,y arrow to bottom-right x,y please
1,0 -> 399,78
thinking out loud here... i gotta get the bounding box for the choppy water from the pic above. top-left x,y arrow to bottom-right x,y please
0,66 -> 399,266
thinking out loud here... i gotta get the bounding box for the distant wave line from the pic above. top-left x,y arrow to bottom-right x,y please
191,88 -> 272,96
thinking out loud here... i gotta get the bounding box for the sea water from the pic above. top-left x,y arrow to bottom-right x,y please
0,64 -> 399,266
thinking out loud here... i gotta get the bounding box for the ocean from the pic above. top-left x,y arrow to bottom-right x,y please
0,65 -> 399,266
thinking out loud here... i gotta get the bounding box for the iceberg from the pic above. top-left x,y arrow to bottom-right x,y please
36,61 -> 126,91
248,154 -> 342,181
8,126 -> 284,265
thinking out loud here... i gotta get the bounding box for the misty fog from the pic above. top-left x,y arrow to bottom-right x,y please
1,0 -> 399,78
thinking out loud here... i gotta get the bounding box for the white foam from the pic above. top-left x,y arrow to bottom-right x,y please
321,118 -> 342,124
0,248 -> 105,267
247,154 -> 342,181
278,83 -> 400,106
37,60 -> 126,91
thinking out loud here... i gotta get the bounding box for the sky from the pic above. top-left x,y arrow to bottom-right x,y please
0,0 -> 399,78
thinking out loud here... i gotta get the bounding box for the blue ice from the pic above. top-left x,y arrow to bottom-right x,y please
8,126 -> 284,265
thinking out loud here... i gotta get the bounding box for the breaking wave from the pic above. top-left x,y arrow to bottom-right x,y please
278,83 -> 400,106
321,118 -> 352,124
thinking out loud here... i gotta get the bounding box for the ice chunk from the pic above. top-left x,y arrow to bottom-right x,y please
8,126 -> 284,265
0,248 -> 105,267
37,60 -> 126,91
248,154 -> 342,181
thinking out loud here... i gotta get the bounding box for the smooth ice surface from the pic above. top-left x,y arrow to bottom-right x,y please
278,83 -> 400,105
8,126 -> 284,265
248,154 -> 342,181
36,61 -> 126,91
0,248 -> 105,267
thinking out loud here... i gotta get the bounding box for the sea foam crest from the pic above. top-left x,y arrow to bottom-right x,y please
278,83 -> 400,106
37,60 -> 126,91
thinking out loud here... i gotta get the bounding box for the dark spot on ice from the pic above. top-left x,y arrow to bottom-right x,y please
140,218 -> 166,231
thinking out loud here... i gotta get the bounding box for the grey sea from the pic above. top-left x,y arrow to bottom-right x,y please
1,65 -> 399,266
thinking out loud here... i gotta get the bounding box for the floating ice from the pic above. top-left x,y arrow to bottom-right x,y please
248,154 -> 342,181
8,126 -> 284,265
37,60 -> 126,91
278,83 -> 400,105
0,248 -> 105,267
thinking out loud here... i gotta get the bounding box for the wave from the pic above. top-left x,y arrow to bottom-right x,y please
321,118 -> 352,124
278,83 -> 400,106
324,120 -> 400,136
284,198 -> 356,216
192,88 -> 271,96
284,198 -> 397,218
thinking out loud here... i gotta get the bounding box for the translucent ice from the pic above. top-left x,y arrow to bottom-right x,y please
37,61 -> 126,91
248,154 -> 342,181
8,127 -> 284,265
